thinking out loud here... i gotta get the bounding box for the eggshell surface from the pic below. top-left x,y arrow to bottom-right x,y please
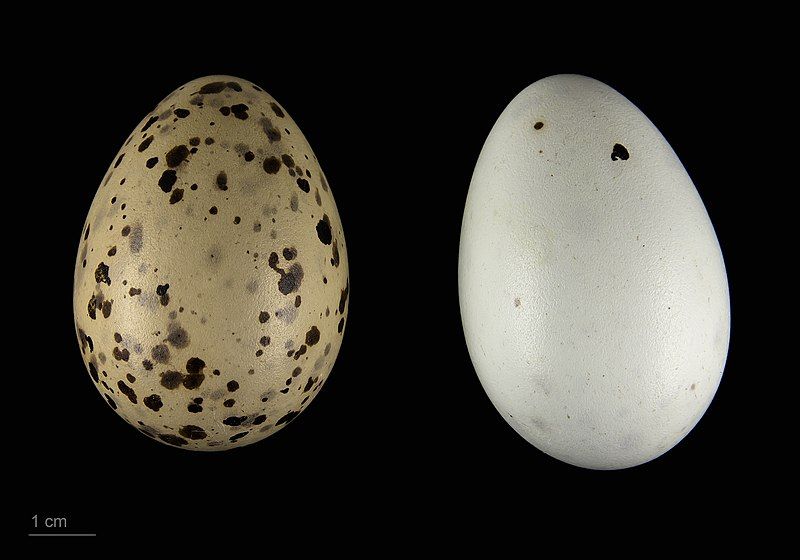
73,76 -> 349,451
458,75 -> 729,469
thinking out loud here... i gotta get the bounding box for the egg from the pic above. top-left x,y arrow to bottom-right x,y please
458,75 -> 729,469
73,76 -> 349,451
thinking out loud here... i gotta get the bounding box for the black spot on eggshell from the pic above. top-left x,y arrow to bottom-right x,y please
305,326 -> 320,346
267,252 -> 304,295
139,135 -> 154,152
113,347 -> 130,362
159,434 -> 188,446
611,143 -> 630,161
169,188 -> 184,204
231,104 -> 249,119
141,115 -> 159,132
270,102 -> 284,117
182,372 -> 204,390
117,380 -> 137,404
316,215 -> 332,245
159,170 -> 177,192
263,156 -> 281,174
160,371 -> 182,389
166,145 -> 189,168
216,171 -> 228,191
144,394 -> 163,411
339,281 -> 350,314
156,283 -> 170,306
179,425 -> 207,440
186,357 -> 205,374
95,262 -> 111,285
198,81 -> 226,94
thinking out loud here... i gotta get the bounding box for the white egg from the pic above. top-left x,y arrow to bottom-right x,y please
458,74 -> 730,469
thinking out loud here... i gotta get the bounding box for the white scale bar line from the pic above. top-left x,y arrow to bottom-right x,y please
29,534 -> 97,537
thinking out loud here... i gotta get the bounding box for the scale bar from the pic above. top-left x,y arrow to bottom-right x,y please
29,533 -> 96,537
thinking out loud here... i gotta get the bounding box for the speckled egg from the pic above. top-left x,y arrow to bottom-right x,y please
459,75 -> 729,469
73,76 -> 349,451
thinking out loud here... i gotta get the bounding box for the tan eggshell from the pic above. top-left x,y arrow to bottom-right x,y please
73,76 -> 349,451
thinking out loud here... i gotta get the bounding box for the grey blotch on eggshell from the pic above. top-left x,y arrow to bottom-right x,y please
73,76 -> 349,451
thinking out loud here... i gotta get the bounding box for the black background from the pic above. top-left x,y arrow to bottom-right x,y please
17,22 -> 764,542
